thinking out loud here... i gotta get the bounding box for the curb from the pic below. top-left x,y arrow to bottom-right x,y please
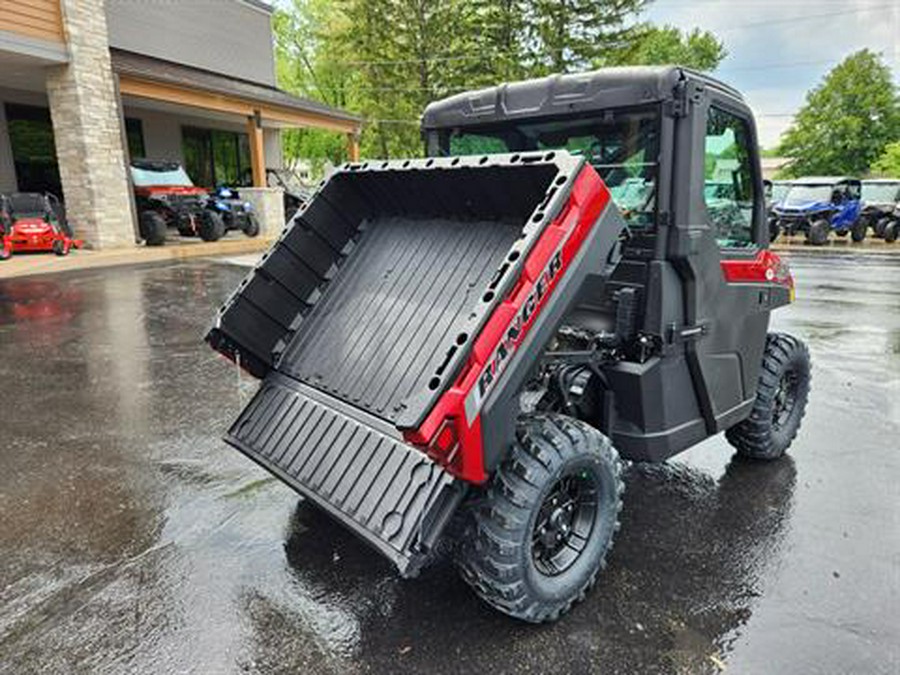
0,236 -> 274,280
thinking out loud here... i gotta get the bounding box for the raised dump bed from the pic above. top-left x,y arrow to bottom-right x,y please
207,152 -> 622,574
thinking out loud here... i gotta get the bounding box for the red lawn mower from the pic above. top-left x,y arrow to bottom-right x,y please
0,193 -> 83,261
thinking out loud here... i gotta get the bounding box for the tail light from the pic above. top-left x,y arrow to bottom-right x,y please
721,250 -> 794,296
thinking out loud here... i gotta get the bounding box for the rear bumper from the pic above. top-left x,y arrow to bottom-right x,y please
226,373 -> 462,576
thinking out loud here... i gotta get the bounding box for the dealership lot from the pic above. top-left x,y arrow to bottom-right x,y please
0,253 -> 897,675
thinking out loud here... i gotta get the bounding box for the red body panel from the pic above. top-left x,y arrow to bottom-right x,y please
2,217 -> 83,254
404,166 -> 612,483
134,185 -> 208,198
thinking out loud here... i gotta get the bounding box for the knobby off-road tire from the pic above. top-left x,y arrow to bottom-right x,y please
139,211 -> 167,247
726,333 -> 811,460
850,218 -> 867,243
884,220 -> 899,244
457,414 -> 624,623
243,214 -> 260,238
199,211 -> 226,242
874,217 -> 891,238
806,219 -> 830,246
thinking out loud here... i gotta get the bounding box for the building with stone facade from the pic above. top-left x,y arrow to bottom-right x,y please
0,0 -> 361,248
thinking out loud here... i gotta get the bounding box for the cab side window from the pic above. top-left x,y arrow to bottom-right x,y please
704,106 -> 757,248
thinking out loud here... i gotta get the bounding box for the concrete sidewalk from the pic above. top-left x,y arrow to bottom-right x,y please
0,235 -> 273,279
772,235 -> 900,254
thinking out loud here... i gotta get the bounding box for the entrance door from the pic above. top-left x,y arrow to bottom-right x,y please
5,104 -> 61,196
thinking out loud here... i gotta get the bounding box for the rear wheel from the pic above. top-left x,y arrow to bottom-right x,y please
768,218 -> 780,243
726,333 -> 811,460
806,219 -> 830,246
884,220 -> 899,243
243,214 -> 260,238
457,414 -> 623,623
850,218 -> 867,243
139,211 -> 167,246
874,217 -> 891,238
199,211 -> 225,242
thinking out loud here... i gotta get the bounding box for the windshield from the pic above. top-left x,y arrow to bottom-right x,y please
437,107 -> 660,227
130,165 -> 194,187
771,183 -> 790,202
783,184 -> 832,206
861,182 -> 900,203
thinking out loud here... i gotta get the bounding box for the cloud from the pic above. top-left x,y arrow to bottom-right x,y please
645,0 -> 900,146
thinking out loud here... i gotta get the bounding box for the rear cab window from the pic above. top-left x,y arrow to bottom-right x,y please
440,106 -> 661,231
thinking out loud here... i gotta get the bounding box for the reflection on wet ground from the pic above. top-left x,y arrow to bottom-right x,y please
0,254 -> 897,674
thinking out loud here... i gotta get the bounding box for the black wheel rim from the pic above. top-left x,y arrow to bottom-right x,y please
772,370 -> 799,430
531,469 -> 599,577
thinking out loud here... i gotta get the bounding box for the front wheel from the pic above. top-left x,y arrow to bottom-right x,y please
139,211 -> 167,246
850,218 -> 867,243
199,211 -> 225,242
884,220 -> 899,243
726,333 -> 811,460
457,414 -> 623,623
806,219 -> 830,246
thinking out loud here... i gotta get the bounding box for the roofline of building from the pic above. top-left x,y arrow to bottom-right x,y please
110,48 -> 362,127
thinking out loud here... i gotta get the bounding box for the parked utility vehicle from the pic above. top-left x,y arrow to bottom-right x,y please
207,67 -> 811,622
130,160 -> 213,245
771,176 -> 863,244
209,186 -> 260,238
0,193 -> 82,260
267,167 -> 313,222
860,178 -> 900,239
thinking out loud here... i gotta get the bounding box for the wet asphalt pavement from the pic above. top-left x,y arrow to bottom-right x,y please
0,253 -> 897,675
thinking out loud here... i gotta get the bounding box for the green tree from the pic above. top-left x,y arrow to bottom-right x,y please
529,0 -> 648,74
273,0 -> 730,165
274,0 -> 357,173
871,141 -> 900,176
777,49 -> 900,177
612,25 -> 726,72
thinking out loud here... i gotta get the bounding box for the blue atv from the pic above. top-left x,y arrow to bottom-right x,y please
771,177 -> 863,245
206,187 -> 260,238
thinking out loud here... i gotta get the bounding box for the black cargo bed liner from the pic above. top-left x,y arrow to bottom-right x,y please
279,215 -> 520,423
208,154 -> 582,428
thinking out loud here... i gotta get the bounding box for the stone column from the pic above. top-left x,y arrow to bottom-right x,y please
241,187 -> 285,237
45,0 -> 135,249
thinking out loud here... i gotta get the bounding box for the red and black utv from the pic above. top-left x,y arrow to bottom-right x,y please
206,67 -> 811,622
130,160 -> 222,246
0,193 -> 82,260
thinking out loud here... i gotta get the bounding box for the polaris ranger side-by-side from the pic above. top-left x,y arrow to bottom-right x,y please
206,67 -> 811,622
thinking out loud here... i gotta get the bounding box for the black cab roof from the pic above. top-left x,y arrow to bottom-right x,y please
421,66 -> 744,130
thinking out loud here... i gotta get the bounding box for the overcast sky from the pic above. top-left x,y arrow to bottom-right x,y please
645,0 -> 900,148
